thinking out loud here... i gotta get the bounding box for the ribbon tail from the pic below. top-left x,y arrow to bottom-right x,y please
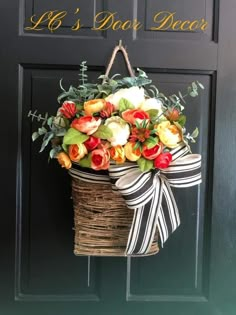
157,179 -> 181,247
126,176 -> 163,256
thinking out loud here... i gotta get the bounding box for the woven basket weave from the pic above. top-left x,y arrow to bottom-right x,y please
71,177 -> 159,256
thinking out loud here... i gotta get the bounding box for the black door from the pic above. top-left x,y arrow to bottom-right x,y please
1,0 -> 236,314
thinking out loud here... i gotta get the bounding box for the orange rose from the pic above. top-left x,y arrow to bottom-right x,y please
68,144 -> 88,162
156,121 -> 182,148
84,99 -> 106,116
57,152 -> 72,169
91,147 -> 110,170
122,109 -> 150,125
110,145 -> 126,164
71,116 -> 101,135
124,142 -> 141,161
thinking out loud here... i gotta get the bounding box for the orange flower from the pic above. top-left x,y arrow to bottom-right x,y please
122,109 -> 149,125
71,116 -> 101,135
142,143 -> 163,160
124,142 -> 141,161
84,99 -> 106,116
68,144 -> 88,162
57,152 -> 72,169
110,145 -> 126,164
91,147 -> 110,170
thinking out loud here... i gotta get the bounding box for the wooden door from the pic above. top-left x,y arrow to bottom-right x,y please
1,0 -> 236,314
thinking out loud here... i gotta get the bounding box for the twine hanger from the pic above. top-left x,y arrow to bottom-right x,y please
103,40 -> 135,83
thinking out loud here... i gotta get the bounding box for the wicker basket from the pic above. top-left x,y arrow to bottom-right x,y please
71,177 -> 159,256
69,43 -> 159,257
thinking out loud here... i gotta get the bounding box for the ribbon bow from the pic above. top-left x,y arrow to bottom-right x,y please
69,143 -> 201,256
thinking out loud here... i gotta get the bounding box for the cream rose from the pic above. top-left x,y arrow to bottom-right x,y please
104,116 -> 130,146
105,86 -> 145,110
140,98 -> 163,112
156,121 -> 182,148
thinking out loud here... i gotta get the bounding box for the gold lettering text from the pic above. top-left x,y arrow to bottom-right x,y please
72,8 -> 84,30
172,20 -> 182,30
151,11 -> 175,31
25,11 -> 55,31
92,11 -> 142,31
180,20 -> 191,31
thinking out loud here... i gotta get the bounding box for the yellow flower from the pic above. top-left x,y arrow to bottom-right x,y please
84,99 -> 106,116
156,121 -> 182,148
110,145 -> 126,164
124,142 -> 141,161
57,152 -> 72,169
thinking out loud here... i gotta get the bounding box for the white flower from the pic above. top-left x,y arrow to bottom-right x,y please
105,116 -> 130,146
105,86 -> 145,110
140,98 -> 163,112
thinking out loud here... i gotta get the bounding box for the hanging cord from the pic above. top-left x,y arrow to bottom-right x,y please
103,40 -> 135,83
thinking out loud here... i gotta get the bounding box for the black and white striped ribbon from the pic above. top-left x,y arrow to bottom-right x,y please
69,143 -> 201,256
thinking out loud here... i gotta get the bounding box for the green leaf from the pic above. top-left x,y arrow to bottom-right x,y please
144,137 -> 158,149
137,158 -> 153,172
147,109 -> 159,122
63,128 -> 89,145
177,115 -> 186,127
79,154 -> 92,168
118,98 -> 135,112
62,143 -> 68,152
93,125 -> 113,140
191,127 -> 199,138
135,120 -> 141,129
32,132 -> 39,141
134,141 -> 142,151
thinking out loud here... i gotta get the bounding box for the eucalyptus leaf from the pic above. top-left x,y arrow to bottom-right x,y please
49,146 -> 61,159
32,132 -> 39,142
191,127 -> 199,138
38,127 -> 47,135
197,81 -> 204,89
39,132 -> 54,153
190,90 -> 198,97
178,91 -> 186,104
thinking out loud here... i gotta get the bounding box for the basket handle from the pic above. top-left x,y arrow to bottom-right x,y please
103,40 -> 135,83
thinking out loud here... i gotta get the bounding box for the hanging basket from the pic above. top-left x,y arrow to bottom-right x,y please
29,40 -> 203,257
71,175 -> 159,256
69,42 -> 159,257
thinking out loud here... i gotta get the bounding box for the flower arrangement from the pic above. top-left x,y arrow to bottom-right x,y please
29,61 -> 203,173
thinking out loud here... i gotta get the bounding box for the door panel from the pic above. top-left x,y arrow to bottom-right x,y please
1,0 -> 236,314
